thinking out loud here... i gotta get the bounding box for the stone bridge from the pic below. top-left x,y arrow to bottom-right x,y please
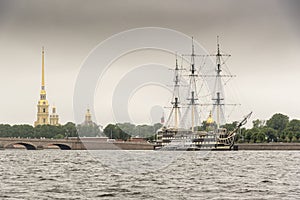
0,137 -> 85,150
0,137 -> 154,150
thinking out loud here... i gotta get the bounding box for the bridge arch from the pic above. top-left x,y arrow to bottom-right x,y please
5,142 -> 37,150
47,143 -> 72,150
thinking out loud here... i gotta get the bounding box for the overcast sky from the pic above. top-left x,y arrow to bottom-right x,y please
0,0 -> 299,126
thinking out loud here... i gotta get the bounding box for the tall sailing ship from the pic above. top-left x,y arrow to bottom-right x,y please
154,37 -> 251,151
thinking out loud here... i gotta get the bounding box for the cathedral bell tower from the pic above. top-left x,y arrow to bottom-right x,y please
84,108 -> 93,125
34,47 -> 50,126
50,106 -> 59,126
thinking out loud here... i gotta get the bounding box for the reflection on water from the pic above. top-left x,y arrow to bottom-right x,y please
0,150 -> 299,199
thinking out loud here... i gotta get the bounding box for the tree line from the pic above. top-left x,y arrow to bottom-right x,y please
234,113 -> 300,143
0,122 -> 162,141
0,122 -> 78,139
238,113 -> 300,143
0,113 -> 299,143
103,123 -> 163,141
193,113 -> 300,143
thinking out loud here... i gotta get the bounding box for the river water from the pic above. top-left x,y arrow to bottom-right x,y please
0,150 -> 299,200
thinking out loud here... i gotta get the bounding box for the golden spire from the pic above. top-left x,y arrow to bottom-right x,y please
40,47 -> 47,100
207,111 -> 214,124
41,46 -> 45,90
85,108 -> 92,124
35,47 -> 49,127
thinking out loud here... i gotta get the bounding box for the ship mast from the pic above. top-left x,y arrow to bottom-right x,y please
186,37 -> 199,132
212,36 -> 235,129
200,37 -> 239,129
165,54 -> 182,130
215,36 -> 224,129
173,55 -> 180,130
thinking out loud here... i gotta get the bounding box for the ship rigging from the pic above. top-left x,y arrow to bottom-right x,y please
155,37 -> 252,151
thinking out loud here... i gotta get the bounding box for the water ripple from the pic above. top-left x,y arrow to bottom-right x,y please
0,150 -> 300,199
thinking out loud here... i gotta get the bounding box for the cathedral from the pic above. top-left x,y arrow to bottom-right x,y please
34,47 -> 60,126
83,108 -> 93,125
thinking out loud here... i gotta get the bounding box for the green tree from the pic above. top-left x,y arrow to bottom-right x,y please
247,127 -> 261,143
137,124 -> 155,138
222,121 -> 238,132
284,119 -> 300,140
236,127 -> 247,143
0,124 -> 11,137
63,122 -> 78,137
244,129 -> 252,143
54,134 -> 65,139
10,124 -> 34,138
36,125 -> 66,138
285,119 -> 300,131
256,132 -> 266,143
77,124 -> 101,137
261,127 -> 277,142
252,119 -> 265,128
153,123 -> 163,133
103,124 -> 130,141
292,136 -> 298,143
117,123 -> 136,136
266,113 -> 289,132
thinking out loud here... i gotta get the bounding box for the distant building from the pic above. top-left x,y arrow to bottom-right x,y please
206,111 -> 215,131
206,111 -> 214,125
50,106 -> 60,126
34,47 -> 59,126
83,108 -> 93,125
77,108 -> 101,137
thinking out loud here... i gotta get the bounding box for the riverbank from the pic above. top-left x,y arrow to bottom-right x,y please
237,143 -> 300,150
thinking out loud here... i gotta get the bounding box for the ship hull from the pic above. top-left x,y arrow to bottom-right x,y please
154,129 -> 236,151
154,144 -> 236,151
